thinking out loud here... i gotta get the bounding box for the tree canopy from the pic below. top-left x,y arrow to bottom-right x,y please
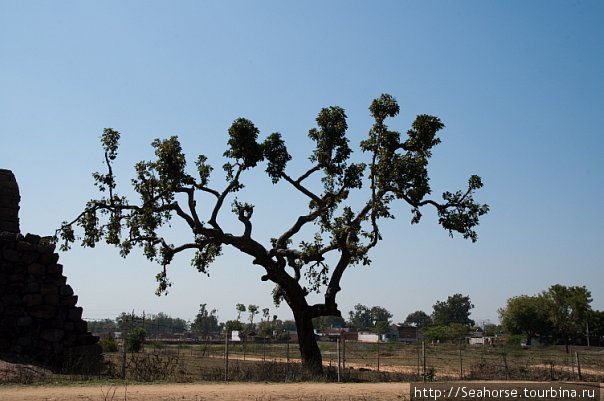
431,293 -> 475,326
404,310 -> 432,328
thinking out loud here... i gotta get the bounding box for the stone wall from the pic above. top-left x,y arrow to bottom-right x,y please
0,170 -> 102,372
0,170 -> 20,234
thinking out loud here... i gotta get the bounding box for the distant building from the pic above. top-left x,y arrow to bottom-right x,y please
394,324 -> 422,343
358,332 -> 380,343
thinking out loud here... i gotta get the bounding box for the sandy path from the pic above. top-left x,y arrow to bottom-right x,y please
0,382 -> 411,401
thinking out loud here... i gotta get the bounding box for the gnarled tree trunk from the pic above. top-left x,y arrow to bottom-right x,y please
292,307 -> 323,375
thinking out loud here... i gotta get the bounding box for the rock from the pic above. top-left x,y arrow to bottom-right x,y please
41,329 -> 64,342
59,285 -> 74,296
23,293 -> 42,306
68,307 -> 83,321
47,264 -> 63,275
38,252 -> 59,264
2,248 -> 20,262
27,263 -> 46,275
28,304 -> 56,319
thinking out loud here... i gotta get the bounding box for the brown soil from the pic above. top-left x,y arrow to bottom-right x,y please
0,382 -> 411,401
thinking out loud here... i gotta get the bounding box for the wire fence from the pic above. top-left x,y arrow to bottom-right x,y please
102,336 -> 604,383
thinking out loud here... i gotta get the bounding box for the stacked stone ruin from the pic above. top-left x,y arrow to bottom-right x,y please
0,169 -> 102,372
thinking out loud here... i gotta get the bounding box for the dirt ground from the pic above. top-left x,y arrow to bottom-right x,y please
0,382 -> 410,401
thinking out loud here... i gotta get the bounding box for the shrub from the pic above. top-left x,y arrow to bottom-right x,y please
100,334 -> 118,352
127,327 -> 147,352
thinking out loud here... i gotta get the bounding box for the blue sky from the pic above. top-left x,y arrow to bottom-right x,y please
1,1 -> 602,324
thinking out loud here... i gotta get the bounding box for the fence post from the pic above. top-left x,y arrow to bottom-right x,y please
263,338 -> 266,362
502,346 -> 509,380
377,340 -> 380,372
342,337 -> 346,369
422,341 -> 426,382
459,338 -> 463,379
224,331 -> 229,381
417,343 -> 420,377
286,338 -> 290,363
121,314 -> 130,380
575,351 -> 582,380
336,338 -> 341,382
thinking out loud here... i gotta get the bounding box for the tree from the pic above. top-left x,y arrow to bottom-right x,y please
498,295 -> 551,345
404,310 -> 432,328
432,294 -> 475,326
312,315 -> 346,330
424,325 -> 449,343
588,310 -> 604,346
348,304 -> 393,332
262,308 -> 270,322
191,303 -> 219,337
56,94 -> 488,374
235,303 -> 246,321
247,304 -> 259,325
126,327 -> 147,352
542,284 -> 592,352
224,319 -> 244,332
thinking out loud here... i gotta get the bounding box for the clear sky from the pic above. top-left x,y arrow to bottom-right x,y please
1,1 -> 602,325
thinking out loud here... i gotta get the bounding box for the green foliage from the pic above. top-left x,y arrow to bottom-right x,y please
191,303 -> 219,336
235,303 -> 246,321
224,320 -> 244,332
224,118 -> 263,167
347,304 -> 392,332
432,294 -> 475,326
500,285 -> 594,347
87,318 -> 117,334
99,334 -> 118,352
312,315 -> 346,330
423,325 -> 449,342
263,132 -> 291,183
247,304 -> 259,324
498,295 -> 551,344
126,327 -> 147,352
542,284 -> 592,345
404,310 -> 432,328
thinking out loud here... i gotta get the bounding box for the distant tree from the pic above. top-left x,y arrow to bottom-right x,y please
247,304 -> 259,325
262,308 -> 270,322
423,325 -> 449,342
99,333 -> 118,352
588,310 -> 604,346
370,306 -> 393,328
57,94 -> 488,374
404,310 -> 432,328
432,294 -> 475,326
87,318 -> 117,334
282,320 -> 297,331
126,327 -> 147,352
542,284 -> 592,352
348,304 -> 373,330
224,319 -> 244,332
235,303 -> 246,321
191,303 -> 219,337
312,315 -> 346,330
374,320 -> 391,336
348,304 -> 392,332
447,323 -> 470,340
482,323 -> 501,337
498,295 -> 551,345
